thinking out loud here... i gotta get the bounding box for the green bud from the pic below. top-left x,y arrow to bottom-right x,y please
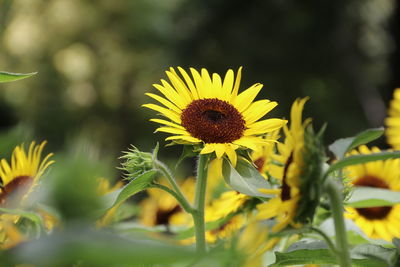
119,146 -> 154,180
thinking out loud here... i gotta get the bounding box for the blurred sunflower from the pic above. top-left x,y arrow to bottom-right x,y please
0,141 -> 54,248
140,178 -> 195,228
385,88 -> 400,150
0,141 -> 54,208
96,177 -> 124,227
256,98 -> 321,232
251,130 -> 280,179
143,67 -> 287,166
345,145 -> 400,241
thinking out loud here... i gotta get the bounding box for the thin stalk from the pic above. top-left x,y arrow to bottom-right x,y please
192,154 -> 208,253
324,178 -> 351,267
149,184 -> 192,213
154,160 -> 192,213
310,227 -> 339,256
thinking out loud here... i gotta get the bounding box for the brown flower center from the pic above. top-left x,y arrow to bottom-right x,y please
155,205 -> 181,225
181,99 -> 246,143
0,175 -> 34,208
254,157 -> 266,173
353,175 -> 392,220
281,153 -> 293,201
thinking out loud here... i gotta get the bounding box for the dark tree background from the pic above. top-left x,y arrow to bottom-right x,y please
0,0 -> 398,160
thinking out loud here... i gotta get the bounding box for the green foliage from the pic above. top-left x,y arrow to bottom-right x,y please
0,71 -> 37,83
325,151 -> 400,177
222,158 -> 273,198
108,169 -> 157,210
329,128 -> 384,159
294,125 -> 325,224
346,187 -> 400,208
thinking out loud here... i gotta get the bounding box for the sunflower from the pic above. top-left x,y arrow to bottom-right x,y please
385,88 -> 400,150
251,130 -> 280,178
0,141 -> 54,248
143,67 -> 287,166
0,141 -> 54,208
140,178 -> 195,227
96,177 -> 124,227
344,145 -> 400,241
256,98 -> 311,232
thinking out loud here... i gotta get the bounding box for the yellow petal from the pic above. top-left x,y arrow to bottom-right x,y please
142,104 -> 181,124
244,119 -> 287,136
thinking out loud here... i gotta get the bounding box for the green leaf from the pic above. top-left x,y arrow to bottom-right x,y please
108,170 -> 157,209
346,187 -> 400,208
271,249 -> 337,266
0,207 -> 43,226
0,71 -> 37,83
13,228 -> 197,267
351,244 -> 398,267
0,208 -> 44,236
222,158 -> 273,198
326,151 -> 400,176
271,248 -> 388,267
329,128 -> 384,159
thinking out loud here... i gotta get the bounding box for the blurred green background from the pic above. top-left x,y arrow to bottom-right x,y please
0,0 -> 399,163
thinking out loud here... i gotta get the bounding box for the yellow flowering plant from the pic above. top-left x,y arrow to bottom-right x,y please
4,68 -> 400,267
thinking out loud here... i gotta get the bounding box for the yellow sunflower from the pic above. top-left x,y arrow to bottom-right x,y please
385,88 -> 400,150
251,130 -> 280,178
96,177 -> 124,227
257,98 -> 310,232
0,141 -> 54,208
140,178 -> 195,227
344,145 -> 400,241
143,67 -> 287,166
0,141 -> 54,248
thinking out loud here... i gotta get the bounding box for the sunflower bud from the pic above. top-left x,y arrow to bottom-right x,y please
119,146 -> 153,179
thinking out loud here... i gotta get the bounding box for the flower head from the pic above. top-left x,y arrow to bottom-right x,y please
257,98 -> 324,231
345,145 -> 400,241
0,141 -> 54,208
143,67 -> 287,166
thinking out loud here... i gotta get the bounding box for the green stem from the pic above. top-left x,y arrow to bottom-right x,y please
154,160 -> 193,213
149,184 -> 192,213
324,178 -> 351,267
310,227 -> 339,256
192,154 -> 209,253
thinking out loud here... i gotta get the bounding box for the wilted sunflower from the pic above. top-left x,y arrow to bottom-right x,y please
257,98 -> 323,232
385,88 -> 400,150
345,145 -> 400,241
0,141 -> 54,208
143,67 -> 287,166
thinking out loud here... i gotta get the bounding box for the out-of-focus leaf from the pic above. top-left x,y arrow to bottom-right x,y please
108,170 -> 157,209
0,208 -> 43,235
13,227 -> 197,267
350,244 -> 398,267
346,187 -> 400,208
325,151 -> 400,177
329,128 -> 384,159
222,158 -> 273,198
0,71 -> 37,83
271,248 -> 386,267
